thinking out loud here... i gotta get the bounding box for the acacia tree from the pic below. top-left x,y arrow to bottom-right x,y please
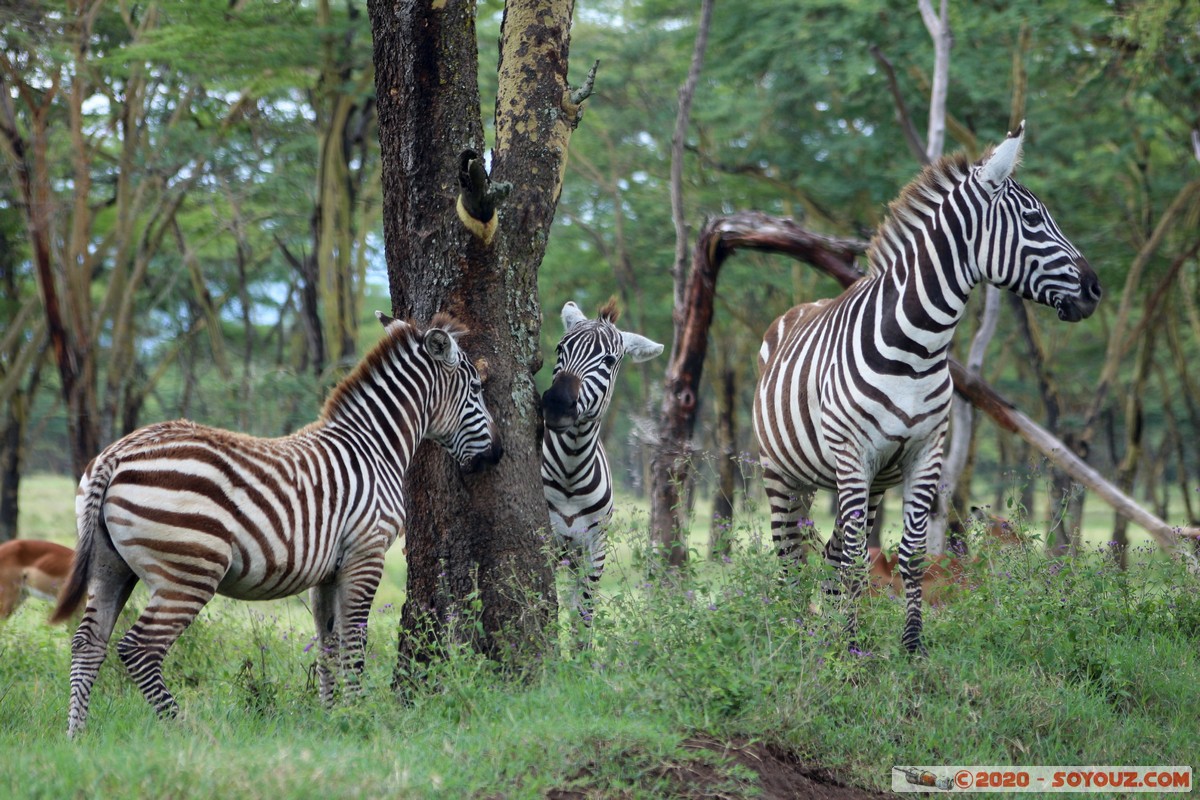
368,0 -> 593,668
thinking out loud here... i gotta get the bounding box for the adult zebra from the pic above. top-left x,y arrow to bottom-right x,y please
51,312 -> 502,736
753,123 -> 1100,655
542,300 -> 663,626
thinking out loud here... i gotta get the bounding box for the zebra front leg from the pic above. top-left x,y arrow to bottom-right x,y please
833,482 -> 872,649
314,546 -> 388,700
577,524 -> 608,629
896,505 -> 935,657
66,570 -> 138,738
822,490 -> 884,589
896,448 -> 942,656
334,553 -> 386,697
310,582 -> 340,705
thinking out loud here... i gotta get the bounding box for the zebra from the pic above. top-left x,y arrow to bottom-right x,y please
50,312 -> 502,736
541,299 -> 663,627
752,122 -> 1101,655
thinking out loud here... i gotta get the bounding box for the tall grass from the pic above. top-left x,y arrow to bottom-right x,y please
1,474 -> 1197,797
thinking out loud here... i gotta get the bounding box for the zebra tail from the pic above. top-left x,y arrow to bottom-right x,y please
49,457 -> 113,625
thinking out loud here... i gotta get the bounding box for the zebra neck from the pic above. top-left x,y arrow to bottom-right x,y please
320,375 -> 428,477
546,422 -> 604,462
869,213 -> 979,354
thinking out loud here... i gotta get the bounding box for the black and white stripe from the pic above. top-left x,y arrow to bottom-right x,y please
52,312 -> 502,735
541,300 -> 662,626
752,123 -> 1101,654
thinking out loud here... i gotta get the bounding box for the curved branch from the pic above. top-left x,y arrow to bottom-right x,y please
649,211 -> 1199,553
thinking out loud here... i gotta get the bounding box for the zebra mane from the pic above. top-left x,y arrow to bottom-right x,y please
864,150 -> 975,276
318,313 -> 470,422
597,297 -> 620,323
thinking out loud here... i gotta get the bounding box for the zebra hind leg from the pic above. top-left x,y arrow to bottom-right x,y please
762,469 -> 817,579
66,568 -> 138,738
115,578 -> 221,721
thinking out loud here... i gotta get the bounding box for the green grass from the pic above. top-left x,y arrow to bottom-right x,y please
4,474 -> 1198,797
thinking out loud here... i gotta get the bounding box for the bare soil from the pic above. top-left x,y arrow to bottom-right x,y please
545,737 -> 892,799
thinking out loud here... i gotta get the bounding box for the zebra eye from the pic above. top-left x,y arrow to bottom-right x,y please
601,355 -> 617,368
1022,209 -> 1043,226
470,380 -> 482,394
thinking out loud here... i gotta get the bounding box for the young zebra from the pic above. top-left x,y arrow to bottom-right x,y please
51,312 -> 502,736
542,300 -> 663,626
753,123 -> 1101,655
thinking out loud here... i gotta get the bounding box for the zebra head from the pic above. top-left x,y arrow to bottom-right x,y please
972,121 -> 1102,322
395,312 -> 503,473
542,299 -> 664,434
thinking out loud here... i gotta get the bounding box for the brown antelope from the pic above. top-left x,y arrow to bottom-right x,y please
867,547 -> 969,607
0,539 -> 74,620
867,511 -> 1022,607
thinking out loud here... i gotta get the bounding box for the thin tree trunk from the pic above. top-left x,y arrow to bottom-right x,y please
654,0 -> 714,569
708,362 -> 737,558
1111,320 -> 1158,567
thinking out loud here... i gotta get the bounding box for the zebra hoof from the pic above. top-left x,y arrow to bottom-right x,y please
819,578 -> 844,596
904,639 -> 929,658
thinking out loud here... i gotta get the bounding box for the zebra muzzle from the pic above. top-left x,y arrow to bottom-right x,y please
541,374 -> 581,432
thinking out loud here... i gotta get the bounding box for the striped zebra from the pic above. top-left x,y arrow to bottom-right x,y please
51,312 -> 502,736
753,123 -> 1100,655
542,300 -> 663,626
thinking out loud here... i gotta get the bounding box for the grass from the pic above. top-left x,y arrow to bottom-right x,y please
3,473 -> 1198,797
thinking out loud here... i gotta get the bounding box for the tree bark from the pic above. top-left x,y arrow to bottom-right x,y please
369,0 -> 584,672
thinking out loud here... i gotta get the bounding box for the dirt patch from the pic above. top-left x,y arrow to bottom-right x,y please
546,736 -> 891,799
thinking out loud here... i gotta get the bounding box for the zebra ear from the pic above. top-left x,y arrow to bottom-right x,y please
425,328 -> 462,368
562,301 -> 588,331
376,310 -> 396,327
621,331 -> 664,363
978,120 -> 1025,196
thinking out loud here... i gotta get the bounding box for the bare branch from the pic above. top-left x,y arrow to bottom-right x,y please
919,0 -> 951,161
869,45 -> 927,164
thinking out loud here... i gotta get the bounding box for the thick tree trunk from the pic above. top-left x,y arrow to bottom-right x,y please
369,0 -> 581,672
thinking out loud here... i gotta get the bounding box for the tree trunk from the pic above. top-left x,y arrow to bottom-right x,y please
0,402 -> 21,543
369,0 -> 584,673
656,0 -> 714,568
708,363 -> 737,558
